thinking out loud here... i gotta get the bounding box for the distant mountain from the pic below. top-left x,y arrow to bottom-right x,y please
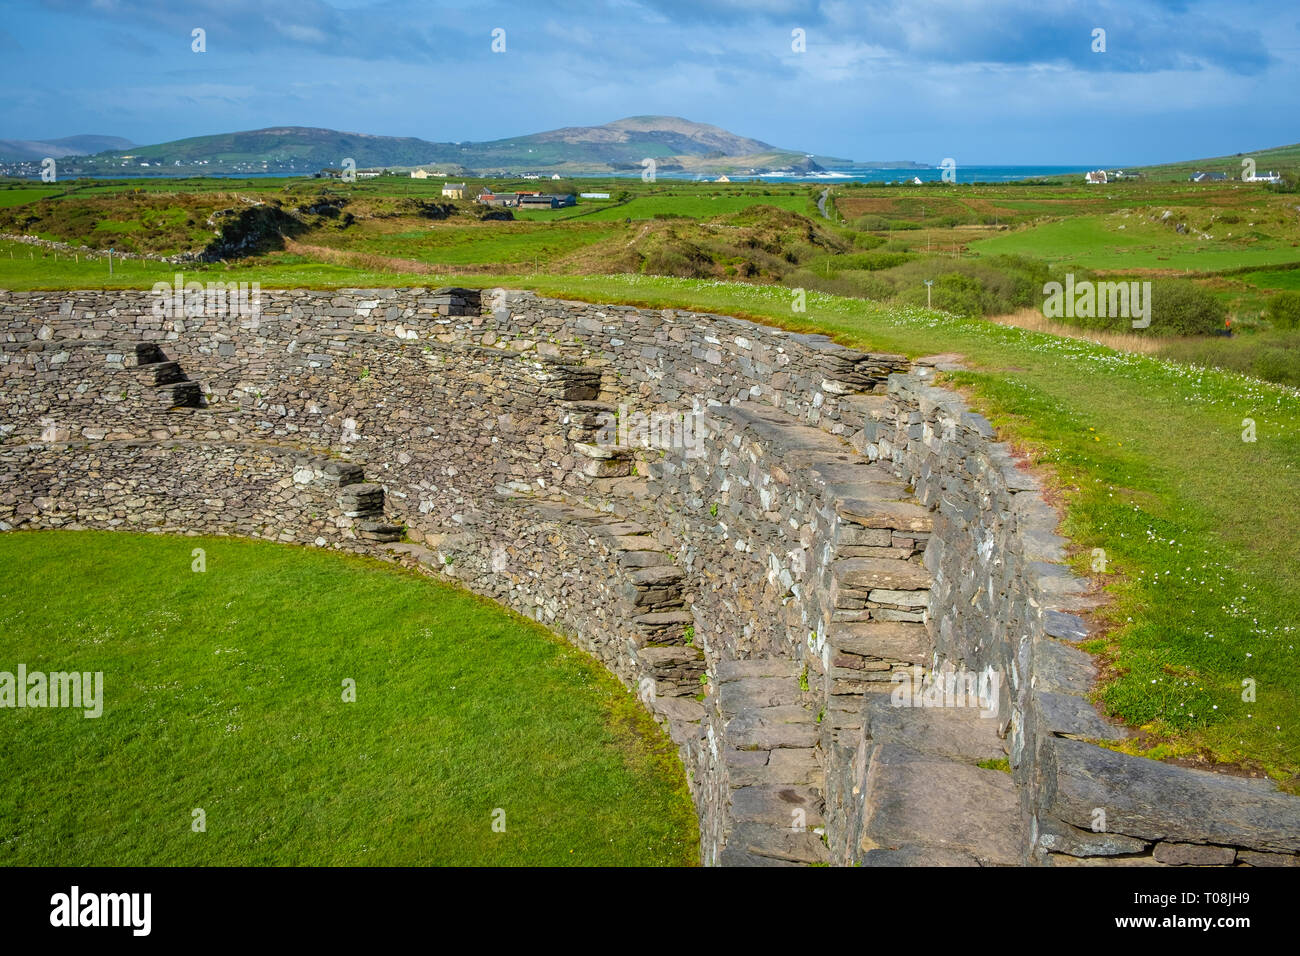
78,126 -> 451,172
0,134 -> 135,161
36,117 -> 861,176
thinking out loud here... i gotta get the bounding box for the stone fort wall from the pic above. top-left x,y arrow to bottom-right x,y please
2,286 -> 1296,866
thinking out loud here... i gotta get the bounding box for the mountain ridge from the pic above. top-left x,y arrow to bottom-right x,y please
12,117 -> 861,176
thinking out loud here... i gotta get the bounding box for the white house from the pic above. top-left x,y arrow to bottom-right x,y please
441,182 -> 468,199
1085,170 -> 1108,185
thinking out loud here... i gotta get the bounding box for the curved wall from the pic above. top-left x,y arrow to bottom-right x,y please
2,287 -> 1297,866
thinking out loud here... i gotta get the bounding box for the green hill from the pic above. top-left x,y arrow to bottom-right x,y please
1126,142 -> 1300,181
53,117 -> 853,177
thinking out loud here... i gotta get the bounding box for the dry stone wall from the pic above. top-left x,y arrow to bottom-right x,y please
2,286 -> 1296,867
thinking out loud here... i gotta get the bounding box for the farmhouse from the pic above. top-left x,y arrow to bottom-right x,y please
518,194 -> 576,209
1085,170 -> 1107,184
410,169 -> 429,179
1189,171 -> 1228,183
476,190 -> 517,207
441,182 -> 468,199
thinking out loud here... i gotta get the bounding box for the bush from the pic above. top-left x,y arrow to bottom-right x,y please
1150,280 -> 1228,336
1251,347 -> 1300,387
1265,291 -> 1300,330
899,272 -> 985,317
827,251 -> 913,271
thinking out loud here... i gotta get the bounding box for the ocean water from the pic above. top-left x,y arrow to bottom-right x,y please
674,165 -> 1098,184
22,164 -> 1100,184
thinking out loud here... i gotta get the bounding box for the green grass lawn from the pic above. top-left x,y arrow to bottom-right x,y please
970,214 -> 1300,272
566,193 -> 811,221
308,222 -> 625,267
1239,268 -> 1300,291
0,531 -> 698,866
0,185 -> 66,208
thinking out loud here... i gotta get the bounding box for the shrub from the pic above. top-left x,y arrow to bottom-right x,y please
1265,291 -> 1300,330
899,272 -> 984,317
1251,347 -> 1300,387
1150,280 -> 1228,336
851,232 -> 885,250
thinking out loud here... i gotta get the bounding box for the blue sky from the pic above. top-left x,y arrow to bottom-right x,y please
0,0 -> 1296,164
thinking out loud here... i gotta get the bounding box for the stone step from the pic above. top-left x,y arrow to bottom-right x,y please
832,556 -> 932,591
859,743 -> 1023,865
829,621 -> 930,664
158,381 -> 202,408
863,693 -> 1005,763
133,343 -> 167,366
730,784 -> 825,828
721,822 -> 830,866
318,460 -> 365,485
627,564 -> 684,588
716,659 -> 801,681
724,705 -> 820,750
145,360 -> 187,385
338,482 -> 385,517
726,747 -> 823,788
837,498 -> 933,533
718,676 -> 802,710
357,520 -> 404,543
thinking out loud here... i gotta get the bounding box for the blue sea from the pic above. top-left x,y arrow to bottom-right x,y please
25,165 -> 1099,184
669,164 -> 1098,184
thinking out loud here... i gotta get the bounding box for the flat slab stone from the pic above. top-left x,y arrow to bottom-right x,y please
1035,816 -> 1148,857
716,659 -> 801,681
1033,638 -> 1097,695
830,621 -> 930,663
728,748 -> 822,788
1037,691 -> 1131,741
628,564 -> 684,587
638,645 -> 701,667
1051,738 -> 1300,853
864,695 -> 1005,762
725,706 -> 820,750
837,499 -> 933,533
1152,842 -> 1236,866
834,556 -> 931,591
730,785 -> 825,827
653,696 -> 705,723
719,676 -> 801,709
859,846 -> 980,866
1044,610 -> 1093,643
726,823 -> 830,865
860,744 -> 1024,865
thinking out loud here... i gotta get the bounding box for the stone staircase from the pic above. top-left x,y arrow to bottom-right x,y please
854,693 -> 1022,866
715,658 -> 830,866
132,343 -> 203,409
293,455 -> 404,543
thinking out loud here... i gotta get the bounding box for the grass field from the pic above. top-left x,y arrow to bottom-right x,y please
0,531 -> 698,866
305,222 -> 625,267
969,214 -> 1300,272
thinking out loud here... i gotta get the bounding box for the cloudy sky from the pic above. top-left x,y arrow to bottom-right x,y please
1,0 -> 1296,164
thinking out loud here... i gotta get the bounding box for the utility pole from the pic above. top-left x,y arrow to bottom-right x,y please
924,279 -> 933,309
